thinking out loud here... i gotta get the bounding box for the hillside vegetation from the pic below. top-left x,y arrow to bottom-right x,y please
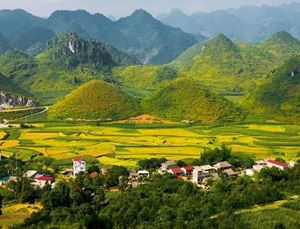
169,31 -> 300,115
251,56 -> 300,121
48,80 -> 140,120
0,32 -> 140,102
142,79 -> 245,123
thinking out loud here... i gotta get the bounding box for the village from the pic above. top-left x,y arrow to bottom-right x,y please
0,155 -> 297,191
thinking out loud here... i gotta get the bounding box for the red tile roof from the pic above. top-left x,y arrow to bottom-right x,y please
183,166 -> 194,172
74,157 -> 85,162
36,175 -> 54,181
267,160 -> 286,167
170,167 -> 182,174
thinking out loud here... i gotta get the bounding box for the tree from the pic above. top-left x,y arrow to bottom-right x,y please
42,180 -> 71,209
104,166 -> 129,188
0,194 -> 3,216
118,176 -> 128,192
199,145 -> 231,165
138,158 -> 167,170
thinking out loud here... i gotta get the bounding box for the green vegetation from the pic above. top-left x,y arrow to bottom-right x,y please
12,164 -> 300,228
172,32 -> 300,107
44,32 -> 138,69
48,80 -> 140,120
251,55 -> 300,121
142,79 -> 245,123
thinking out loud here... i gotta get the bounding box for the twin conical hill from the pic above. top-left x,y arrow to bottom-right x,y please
141,79 -> 246,123
48,80 -> 140,120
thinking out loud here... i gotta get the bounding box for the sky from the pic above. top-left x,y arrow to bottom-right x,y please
0,0 -> 300,18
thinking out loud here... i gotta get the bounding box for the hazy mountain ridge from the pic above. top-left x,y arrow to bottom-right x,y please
0,9 -> 197,64
159,3 -> 300,42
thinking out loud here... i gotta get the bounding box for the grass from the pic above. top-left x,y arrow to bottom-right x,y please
1,203 -> 42,228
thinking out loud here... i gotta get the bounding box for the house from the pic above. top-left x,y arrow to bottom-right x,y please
253,164 -> 266,173
101,168 -> 109,176
255,160 -> 267,165
181,166 -> 194,175
0,176 -> 17,186
73,158 -> 86,176
192,165 -> 216,184
24,170 -> 38,179
245,169 -> 254,176
60,168 -> 73,176
138,170 -> 150,177
168,167 -> 183,176
159,160 -> 177,174
213,161 -> 232,171
288,161 -> 296,168
223,168 -> 237,178
129,172 -> 139,179
266,159 -> 287,170
33,175 -> 54,188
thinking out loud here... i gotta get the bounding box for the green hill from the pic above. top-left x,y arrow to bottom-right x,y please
250,56 -> 300,120
259,31 -> 300,59
0,51 -> 37,87
0,32 -> 141,103
141,79 -> 246,123
48,80 -> 140,120
174,34 -> 274,95
0,33 -> 10,54
0,73 -> 27,95
41,32 -> 139,68
173,33 -> 300,99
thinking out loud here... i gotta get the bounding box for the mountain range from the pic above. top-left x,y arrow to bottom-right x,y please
158,3 -> 300,42
0,9 -> 197,64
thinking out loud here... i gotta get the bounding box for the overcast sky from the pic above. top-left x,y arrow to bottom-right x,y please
0,0 -> 300,18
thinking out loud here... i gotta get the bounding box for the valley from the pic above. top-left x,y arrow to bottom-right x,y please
0,120 -> 299,169
0,3 -> 300,228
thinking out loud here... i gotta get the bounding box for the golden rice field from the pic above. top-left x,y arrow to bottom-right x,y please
0,122 -> 299,168
1,203 -> 42,228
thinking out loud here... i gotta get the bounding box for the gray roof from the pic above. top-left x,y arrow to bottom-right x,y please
213,161 -> 232,169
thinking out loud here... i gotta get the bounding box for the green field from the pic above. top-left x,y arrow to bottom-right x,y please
1,120 -> 299,168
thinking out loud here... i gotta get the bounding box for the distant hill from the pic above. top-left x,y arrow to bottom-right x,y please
0,9 -> 197,64
0,50 -> 37,87
259,31 -> 300,59
11,26 -> 55,55
95,9 -> 197,64
173,34 -> 274,95
0,72 -> 26,95
173,33 -> 300,97
159,4 -> 300,42
141,79 -> 245,123
41,32 -> 139,69
48,80 -> 140,120
0,9 -> 43,41
0,32 -> 10,54
250,56 -> 300,120
0,32 -> 140,94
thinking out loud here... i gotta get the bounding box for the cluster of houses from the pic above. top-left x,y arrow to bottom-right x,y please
245,159 -> 295,176
152,158 -> 297,188
0,158 -> 87,188
0,156 -> 297,191
0,170 -> 55,188
24,170 -> 55,188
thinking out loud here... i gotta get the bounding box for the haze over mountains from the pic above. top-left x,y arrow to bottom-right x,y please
158,3 -> 300,42
0,9 -> 197,64
0,3 -> 299,122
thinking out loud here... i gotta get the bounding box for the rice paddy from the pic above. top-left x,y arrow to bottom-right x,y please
0,121 -> 299,168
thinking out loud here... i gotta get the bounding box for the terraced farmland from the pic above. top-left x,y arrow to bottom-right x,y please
0,121 -> 299,168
